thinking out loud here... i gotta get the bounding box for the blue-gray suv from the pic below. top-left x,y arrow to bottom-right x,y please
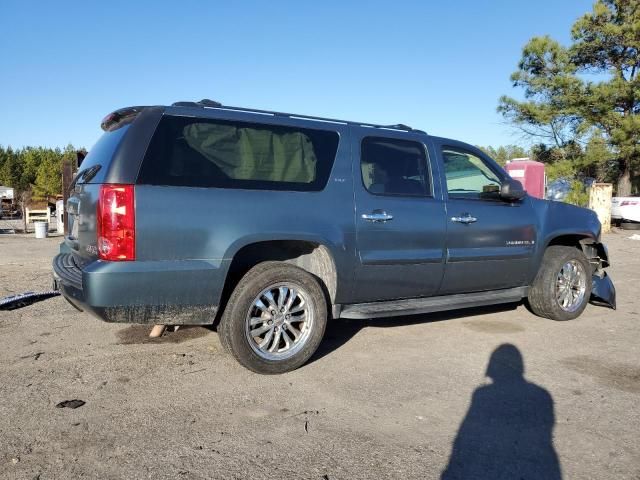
53,100 -> 616,373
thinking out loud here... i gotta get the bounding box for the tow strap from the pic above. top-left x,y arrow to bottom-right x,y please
0,291 -> 61,311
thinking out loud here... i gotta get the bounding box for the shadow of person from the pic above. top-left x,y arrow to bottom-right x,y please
441,344 -> 562,480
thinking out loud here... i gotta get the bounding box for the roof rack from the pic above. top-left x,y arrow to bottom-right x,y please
170,99 -> 425,133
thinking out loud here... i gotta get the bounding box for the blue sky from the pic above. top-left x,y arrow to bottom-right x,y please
0,0 -> 593,150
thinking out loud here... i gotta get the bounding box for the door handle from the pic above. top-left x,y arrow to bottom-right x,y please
362,210 -> 394,223
451,213 -> 477,224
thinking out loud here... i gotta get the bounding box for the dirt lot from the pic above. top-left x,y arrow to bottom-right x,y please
0,232 -> 638,479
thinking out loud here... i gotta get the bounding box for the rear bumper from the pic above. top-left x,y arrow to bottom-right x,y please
52,253 -> 222,324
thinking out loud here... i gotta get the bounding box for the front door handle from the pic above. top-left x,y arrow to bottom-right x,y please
451,213 -> 477,224
362,210 -> 394,223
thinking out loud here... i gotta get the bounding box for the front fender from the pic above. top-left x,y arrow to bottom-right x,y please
591,271 -> 616,309
581,240 -> 615,309
530,198 -> 615,309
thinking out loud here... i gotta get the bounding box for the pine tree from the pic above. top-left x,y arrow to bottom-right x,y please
499,0 -> 639,195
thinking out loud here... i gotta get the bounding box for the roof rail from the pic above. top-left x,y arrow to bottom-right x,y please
170,99 -> 425,133
172,99 -> 222,108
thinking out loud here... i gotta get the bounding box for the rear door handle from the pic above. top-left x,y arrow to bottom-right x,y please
451,213 -> 477,224
362,210 -> 394,223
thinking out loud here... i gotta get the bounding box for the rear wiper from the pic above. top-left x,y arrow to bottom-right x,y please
69,165 -> 101,192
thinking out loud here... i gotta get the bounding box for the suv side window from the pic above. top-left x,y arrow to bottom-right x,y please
360,137 -> 431,197
137,116 -> 339,191
442,147 -> 502,199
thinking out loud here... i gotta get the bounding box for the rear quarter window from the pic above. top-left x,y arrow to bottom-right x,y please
137,116 -> 339,191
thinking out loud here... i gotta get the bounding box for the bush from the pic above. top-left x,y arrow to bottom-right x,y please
545,159 -> 576,182
564,180 -> 589,207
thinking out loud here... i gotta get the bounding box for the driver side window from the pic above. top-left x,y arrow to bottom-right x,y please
443,148 -> 502,199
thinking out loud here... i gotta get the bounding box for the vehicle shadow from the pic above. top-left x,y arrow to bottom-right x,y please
310,302 -> 522,364
441,344 -> 561,480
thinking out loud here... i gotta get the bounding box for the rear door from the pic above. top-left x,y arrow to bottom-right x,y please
352,129 -> 447,303
435,140 -> 537,294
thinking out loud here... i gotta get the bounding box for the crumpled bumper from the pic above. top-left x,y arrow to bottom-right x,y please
590,271 -> 616,310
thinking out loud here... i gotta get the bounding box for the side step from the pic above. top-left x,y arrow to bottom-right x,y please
339,287 -> 528,320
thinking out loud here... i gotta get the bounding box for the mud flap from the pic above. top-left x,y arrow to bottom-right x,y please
590,272 -> 616,310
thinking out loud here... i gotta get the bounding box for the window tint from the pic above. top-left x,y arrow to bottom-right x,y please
443,148 -> 502,198
137,116 -> 339,191
74,125 -> 130,184
360,137 -> 430,197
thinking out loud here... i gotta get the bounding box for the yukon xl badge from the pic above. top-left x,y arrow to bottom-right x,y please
506,240 -> 535,246
86,244 -> 98,255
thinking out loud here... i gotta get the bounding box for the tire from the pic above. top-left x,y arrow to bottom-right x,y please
621,221 -> 640,230
528,246 -> 592,321
218,261 -> 327,374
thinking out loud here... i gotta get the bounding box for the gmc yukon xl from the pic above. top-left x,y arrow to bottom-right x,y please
53,100 -> 616,373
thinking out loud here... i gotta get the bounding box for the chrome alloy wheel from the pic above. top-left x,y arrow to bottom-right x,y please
245,283 -> 314,361
555,260 -> 587,313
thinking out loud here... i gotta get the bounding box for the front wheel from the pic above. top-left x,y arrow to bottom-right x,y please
528,246 -> 592,321
218,262 -> 327,374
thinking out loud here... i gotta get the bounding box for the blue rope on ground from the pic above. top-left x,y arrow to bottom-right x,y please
0,291 -> 61,311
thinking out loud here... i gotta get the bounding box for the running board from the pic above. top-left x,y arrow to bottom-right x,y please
339,287 -> 528,320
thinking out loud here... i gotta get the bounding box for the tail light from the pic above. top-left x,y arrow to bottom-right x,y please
620,200 -> 638,206
97,184 -> 135,261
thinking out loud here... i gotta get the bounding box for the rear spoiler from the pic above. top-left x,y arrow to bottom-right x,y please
101,106 -> 148,132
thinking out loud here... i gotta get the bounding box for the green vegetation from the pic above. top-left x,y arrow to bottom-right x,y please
497,0 -> 639,196
0,144 -> 82,200
477,145 -> 528,167
564,180 -> 590,207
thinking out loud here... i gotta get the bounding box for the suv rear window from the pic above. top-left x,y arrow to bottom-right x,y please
74,125 -> 130,184
137,116 -> 340,191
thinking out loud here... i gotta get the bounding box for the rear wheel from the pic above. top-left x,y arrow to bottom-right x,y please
528,246 -> 591,321
219,262 -> 327,374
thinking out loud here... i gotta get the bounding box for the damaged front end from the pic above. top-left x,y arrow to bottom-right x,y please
580,239 -> 616,309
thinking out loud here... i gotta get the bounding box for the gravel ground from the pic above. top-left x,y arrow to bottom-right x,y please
0,232 -> 638,479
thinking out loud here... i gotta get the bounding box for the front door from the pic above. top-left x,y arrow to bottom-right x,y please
352,130 -> 447,303
436,141 -> 537,294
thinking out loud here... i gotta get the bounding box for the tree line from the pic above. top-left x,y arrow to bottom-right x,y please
477,134 -> 615,185
0,145 -> 84,201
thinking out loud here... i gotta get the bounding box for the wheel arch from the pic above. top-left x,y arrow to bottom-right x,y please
218,238 -> 340,321
539,232 -> 609,275
546,233 -> 592,250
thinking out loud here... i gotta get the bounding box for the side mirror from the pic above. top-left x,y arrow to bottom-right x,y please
500,178 -> 526,201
